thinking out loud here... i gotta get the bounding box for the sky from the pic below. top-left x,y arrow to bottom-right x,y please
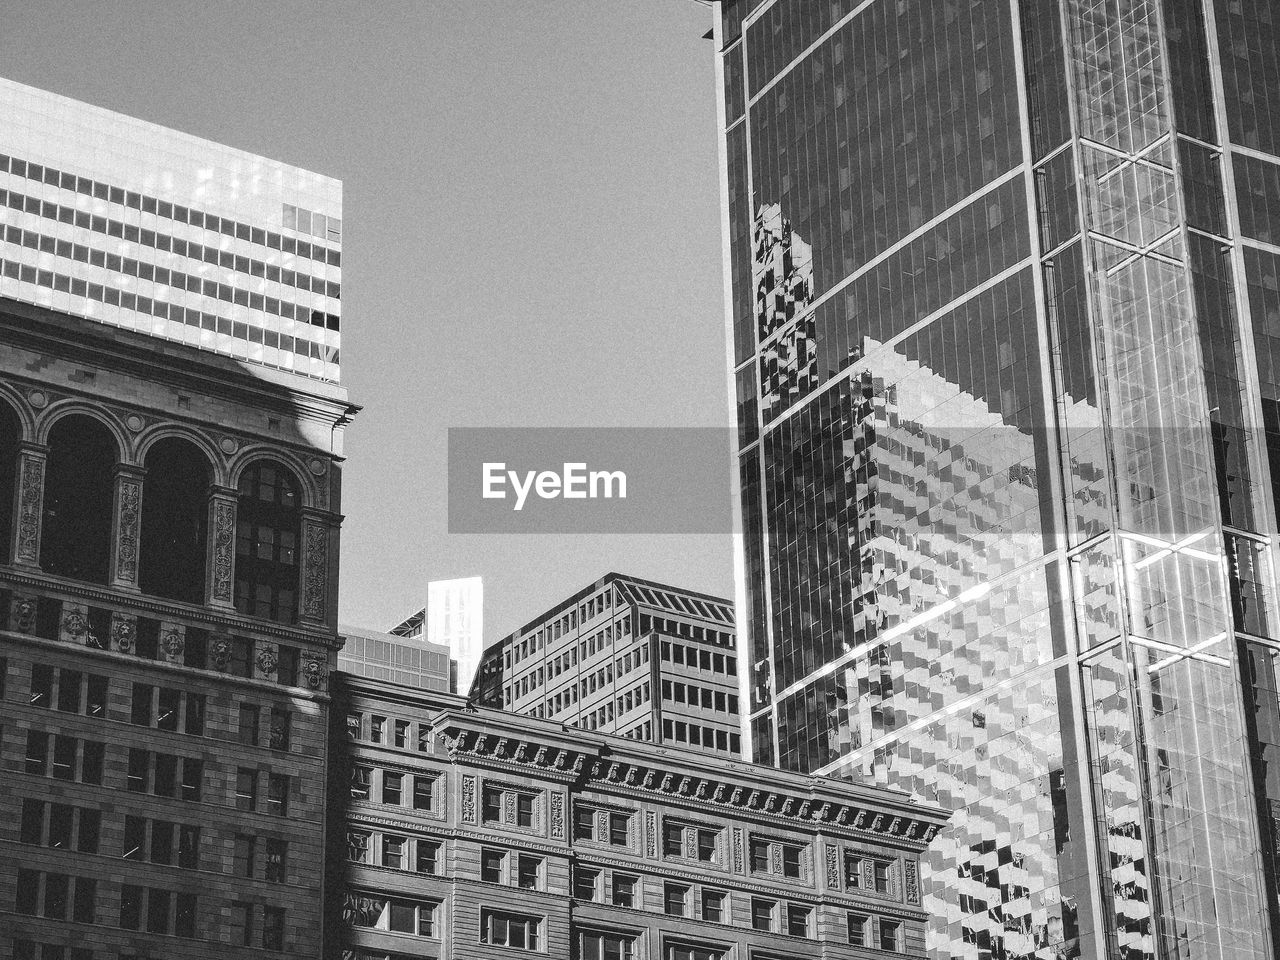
3,0 -> 735,643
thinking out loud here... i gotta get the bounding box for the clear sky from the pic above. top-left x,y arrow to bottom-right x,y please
4,0 -> 734,643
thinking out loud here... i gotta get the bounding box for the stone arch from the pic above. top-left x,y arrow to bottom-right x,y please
233,456 -> 304,624
140,435 -> 215,604
0,397 -> 21,562
41,413 -> 120,583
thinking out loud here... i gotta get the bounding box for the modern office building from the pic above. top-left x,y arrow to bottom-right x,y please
0,78 -> 356,959
715,1 -> 1280,959
471,573 -> 744,756
338,624 -> 455,693
0,76 -> 343,382
330,672 -> 948,960
389,576 -> 483,694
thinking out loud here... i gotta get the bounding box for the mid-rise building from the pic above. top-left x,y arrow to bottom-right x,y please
389,576 -> 483,694
331,672 -> 948,959
471,573 -> 743,756
0,77 -> 355,960
714,1 -> 1280,958
338,625 -> 455,692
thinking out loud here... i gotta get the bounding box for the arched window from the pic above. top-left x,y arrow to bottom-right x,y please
42,415 -> 118,583
0,402 -> 20,562
140,437 -> 211,604
235,460 -> 300,624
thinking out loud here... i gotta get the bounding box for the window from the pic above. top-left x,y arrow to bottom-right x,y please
24,730 -> 48,774
235,461 -> 301,624
696,827 -> 717,862
175,892 -> 197,938
874,859 -> 892,893
781,844 -> 802,878
880,919 -> 902,952
413,775 -> 436,811
847,912 -> 869,947
41,415 -> 117,584
278,645 -> 300,687
574,805 -> 596,841
127,749 -> 148,791
351,764 -> 372,801
579,930 -> 637,960
370,715 -> 387,744
263,906 -> 285,950
86,674 -> 108,716
345,892 -> 436,937
663,821 -> 684,857
186,692 -> 206,735
151,820 -> 175,864
182,757 -> 203,800
787,903 -> 812,937
119,884 -> 143,929
56,669 -> 82,712
753,836 -> 805,878
239,703 -> 260,745
517,855 -> 542,890
480,909 -> 541,950
147,888 -> 170,932
702,888 -> 725,923
664,820 -> 719,862
609,812 -> 630,845
82,740 -> 104,785
140,437 -> 210,603
265,837 -> 288,882
751,897 -> 776,932
575,866 -> 601,901
481,849 -> 504,883
20,799 -> 43,844
157,686 -> 180,730
52,735 -> 75,779
664,883 -> 689,917
383,771 -> 403,805
483,785 -> 538,828
236,768 -> 257,811
606,873 -> 635,908
383,835 -> 406,869
131,683 -> 153,725
483,787 -> 502,823
267,774 -> 290,816
416,839 -> 440,874
269,707 -> 291,750
30,663 -> 53,707
667,943 -> 727,960
79,809 -> 101,854
393,718 -> 410,748
517,792 -> 535,827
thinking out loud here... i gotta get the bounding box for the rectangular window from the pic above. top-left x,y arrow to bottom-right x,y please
179,825 -> 200,869
574,804 -> 596,841
236,768 -> 257,811
787,903 -> 812,937
150,820 -> 174,864
269,707 -> 291,750
612,873 -> 637,908
157,687 -> 180,730
696,827 -> 717,862
30,663 -> 53,707
86,674 -> 108,717
575,866 -> 600,901
265,837 -> 287,882
516,792 -> 534,827
126,749 -> 148,792
382,834 -> 406,870
370,715 -> 386,744
239,703 -> 260,745
186,693 -> 206,736
413,775 -> 435,811
153,752 -> 177,796
56,669 -> 82,712
350,764 -> 372,801
24,730 -> 48,774
609,812 -> 630,845
346,830 -> 370,864
277,645 -> 299,686
393,718 -> 410,748
47,803 -> 73,849
131,683 -> 153,725
175,892 -> 197,938
880,919 -> 902,952
663,821 -> 683,857
20,798 -> 43,844
147,888 -> 170,933
416,839 -> 440,874
119,884 -> 143,929
15,868 -> 38,916
78,809 -> 101,854
517,854 -> 542,890
848,912 -> 869,947
382,771 -> 403,806
664,883 -> 688,917
482,788 -> 502,823
781,843 -> 803,878
751,898 -> 775,932
73,877 -> 96,924
81,740 -> 104,785
181,757 -> 203,800
262,906 -> 285,950
267,774 -> 289,816
702,889 -> 725,923
481,848 -> 504,883
480,909 -> 541,950
52,735 -> 76,780
874,859 -> 891,893
750,837 -> 770,873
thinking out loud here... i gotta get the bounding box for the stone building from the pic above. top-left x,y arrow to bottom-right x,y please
0,76 -> 355,960
331,672 -> 947,959
471,573 -> 744,757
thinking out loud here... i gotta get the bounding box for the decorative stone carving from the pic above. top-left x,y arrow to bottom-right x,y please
597,809 -> 609,840
162,629 -> 185,661
209,635 -> 233,671
732,827 -> 744,873
461,776 -> 477,824
771,841 -> 783,874
256,643 -> 279,679
302,520 -> 328,621
62,608 -> 88,641
302,652 -> 328,691
549,793 -> 565,840
826,843 -> 840,889
115,475 -> 142,584
210,496 -> 235,604
503,789 -> 517,824
112,615 -> 136,654
15,453 -> 44,564
645,812 -> 657,858
13,595 -> 37,633
904,859 -> 920,904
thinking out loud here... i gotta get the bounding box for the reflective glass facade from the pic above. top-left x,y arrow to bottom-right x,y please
717,0 -> 1280,957
0,77 -> 343,382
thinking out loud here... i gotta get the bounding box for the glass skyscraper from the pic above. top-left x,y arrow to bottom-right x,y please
716,1 -> 1280,958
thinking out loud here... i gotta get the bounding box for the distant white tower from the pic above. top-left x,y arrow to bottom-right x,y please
389,576 -> 483,694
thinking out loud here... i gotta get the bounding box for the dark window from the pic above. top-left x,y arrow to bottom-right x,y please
664,883 -> 688,917
20,798 -> 43,843
382,771 -> 403,805
413,775 -> 435,810
147,888 -> 170,933
81,741 -> 103,785
663,821 -> 684,857
481,848 -> 504,883
751,898 -> 775,932
696,828 -> 717,862
848,912 -> 869,946
78,808 -> 101,854
52,735 -> 76,780
30,663 -> 53,707
880,919 -> 902,952
178,824 -> 200,869
0,402 -> 18,561
157,686 -> 180,730
482,788 -> 502,823
574,804 -> 596,840
262,906 -> 285,950
267,773 -> 289,816
122,816 -> 145,860
265,837 -> 287,882
181,757 -> 203,800
56,669 -> 82,712
186,693 -> 206,735
239,703 -> 260,745
517,855 -> 541,890
41,415 -> 117,583
25,730 -> 48,774
277,645 -> 299,686
702,889 -> 725,923
609,812 -> 629,845
184,627 -> 208,668
175,893 -> 197,938
119,884 -> 142,929
126,749 -> 148,791
44,873 -> 68,920
139,438 -> 210,603
86,674 -> 108,717
153,753 -> 177,795
781,843 -> 802,878
575,866 -> 599,900
131,683 -> 153,725
136,617 -> 160,658
235,461 -> 301,623
787,903 -> 811,937
48,803 -> 73,848
516,792 -> 534,827
15,868 -> 38,915
269,707 -> 291,750
612,873 -> 637,908
150,820 -> 174,864
73,877 -> 96,924
236,768 -> 257,811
